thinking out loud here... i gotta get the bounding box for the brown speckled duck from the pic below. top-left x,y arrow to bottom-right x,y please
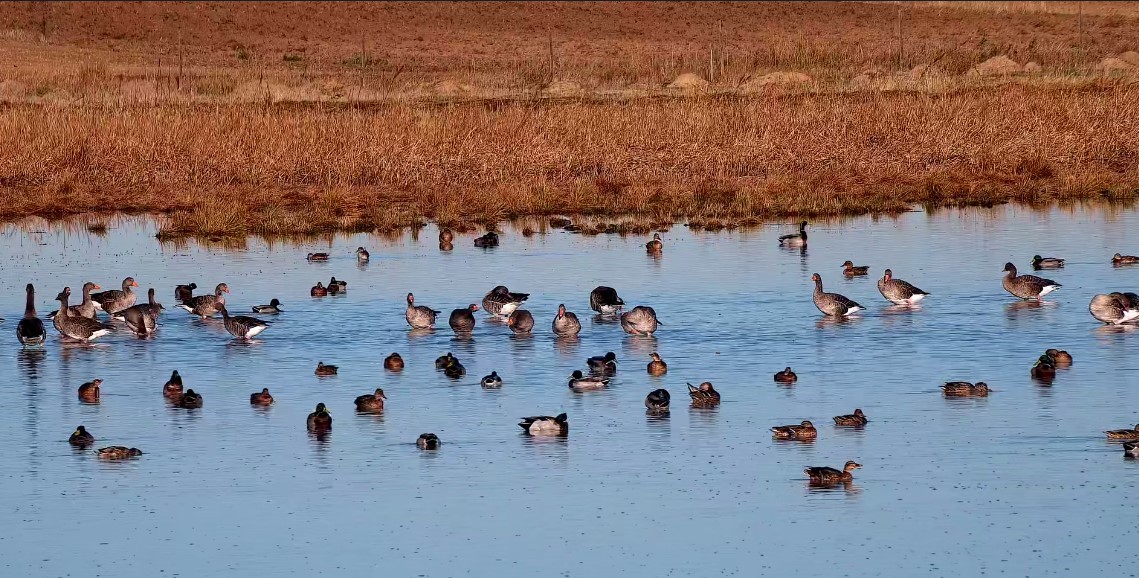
773,367 -> 797,384
647,352 -> 667,376
1104,424 -> 1139,440
307,403 -> 332,432
841,261 -> 869,276
354,388 -> 386,412
645,233 -> 663,253
384,353 -> 404,371
1112,253 -> 1139,266
833,409 -> 868,426
1045,349 -> 1072,366
78,379 -> 102,403
162,370 -> 183,399
315,362 -> 338,376
97,446 -> 142,460
941,381 -> 991,397
771,420 -> 817,440
687,382 -> 720,407
805,461 -> 861,484
250,388 -> 274,406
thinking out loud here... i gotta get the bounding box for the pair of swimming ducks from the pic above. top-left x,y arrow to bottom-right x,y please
310,278 -> 347,297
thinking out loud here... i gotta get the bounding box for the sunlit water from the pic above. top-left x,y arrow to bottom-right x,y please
1,204 -> 1138,576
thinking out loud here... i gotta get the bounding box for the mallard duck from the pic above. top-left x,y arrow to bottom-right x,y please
552,304 -> 581,336
771,420 -> 817,440
568,370 -> 609,391
48,281 -> 101,321
355,247 -> 370,263
435,352 -> 458,369
841,261 -> 869,276
16,283 -> 46,346
1112,253 -> 1139,266
778,221 -> 808,247
589,286 -> 624,315
687,382 -> 720,407
1045,349 -> 1072,366
306,252 -> 330,262
507,309 -> 535,334
438,228 -> 454,244
1089,293 -> 1139,325
877,269 -> 929,305
449,304 -> 479,334
620,305 -> 662,335
587,351 -> 617,375
405,293 -> 441,329
1104,424 -> 1139,440
69,425 -> 95,447
78,379 -> 102,403
97,446 -> 142,460
812,273 -> 863,316
53,288 -> 113,342
444,361 -> 466,379
518,413 -> 568,436
1002,262 -> 1061,300
250,388 -> 274,405
417,433 -> 441,449
481,286 -> 529,317
328,277 -> 347,293
1125,441 -> 1139,458
833,409 -> 868,426
647,352 -> 667,376
177,283 -> 229,317
941,381 -> 991,397
384,352 -> 404,371
1031,255 -> 1065,269
315,362 -> 338,376
480,371 -> 502,388
773,367 -> 797,384
473,231 -> 499,248
218,304 -> 269,340
645,389 -> 670,414
252,299 -> 282,314
354,388 -> 386,412
91,277 -> 138,315
307,403 -> 332,431
645,233 -> 663,252
178,389 -> 203,409
1030,354 -> 1056,381
805,461 -> 861,484
311,282 -> 327,297
162,370 -> 183,399
174,283 -> 197,303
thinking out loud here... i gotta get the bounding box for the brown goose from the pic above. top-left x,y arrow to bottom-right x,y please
772,420 -> 817,440
113,288 -> 164,336
688,382 -> 721,407
54,288 -> 113,342
620,305 -> 662,335
645,233 -> 663,253
552,304 -> 581,336
778,221 -> 808,247
16,283 -> 46,346
1089,293 -> 1139,325
589,286 -> 624,315
91,277 -> 138,315
482,286 -> 529,317
507,309 -> 535,334
806,461 -> 861,485
877,269 -> 929,305
841,261 -> 870,276
1002,263 -> 1060,300
178,283 -> 229,318
812,273 -> 863,316
217,304 -> 269,340
449,304 -> 479,334
47,282 -> 101,321
405,293 -> 441,329
175,283 -> 197,303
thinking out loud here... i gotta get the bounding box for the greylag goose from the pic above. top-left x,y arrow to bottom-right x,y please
1112,253 -> 1139,266
589,286 -> 624,315
354,388 -> 386,412
688,382 -> 721,407
307,403 -> 332,431
812,273 -> 863,316
568,370 -> 609,391
1002,263 -> 1060,300
355,247 -> 370,263
778,221 -> 808,247
162,371 -> 183,399
175,283 -> 196,304
587,352 -> 617,375
178,283 -> 229,317
112,288 -> 164,336
306,252 -> 329,262
54,288 -> 113,342
645,233 -> 663,252
1089,293 -> 1139,325
620,305 -> 662,335
841,261 -> 869,276
774,367 -> 797,383
645,389 -> 670,414
772,420 -> 817,440
877,269 -> 929,305
449,304 -> 479,333
833,409 -> 868,426
417,433 -> 442,449
481,286 -> 529,317
647,352 -> 667,375
311,282 -> 327,297
481,371 -> 503,388
518,413 -> 569,436
47,281 -> 100,320
252,299 -> 282,314
805,461 -> 861,484
405,293 -> 441,329
91,277 -> 138,315
384,353 -> 404,371
178,389 -> 203,409
217,304 -> 269,340
941,381 -> 991,397
507,309 -> 535,334
250,388 -> 274,405
16,283 -> 46,346
439,228 -> 454,243
1031,255 -> 1064,269
69,425 -> 95,447
473,231 -> 499,248
552,304 -> 581,336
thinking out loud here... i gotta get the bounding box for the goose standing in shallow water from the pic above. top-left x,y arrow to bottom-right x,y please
252,299 -> 282,314
405,293 -> 441,329
620,305 -> 662,335
877,269 -> 929,305
384,353 -> 404,371
91,277 -> 138,315
805,461 -> 861,485
507,309 -> 535,334
778,221 -> 808,247
812,273 -> 863,316
354,389 -> 386,412
941,381 -> 991,397
449,304 -> 479,334
174,283 -> 197,304
417,433 -> 442,449
519,414 -> 568,436
355,247 -> 370,263
772,420 -> 817,440
688,382 -> 720,407
250,388 -> 274,405
162,371 -> 183,399
218,304 -> 269,340
48,281 -> 100,321
481,371 -> 502,388
178,283 -> 229,317
1089,293 -> 1139,325
307,403 -> 332,432
482,286 -> 529,317
841,261 -> 869,276
1002,263 -> 1060,300
645,233 -> 663,253
1031,255 -> 1065,269
16,284 -> 46,346
54,288 -> 113,342
647,353 -> 667,376
1112,253 -> 1139,266
589,286 -> 624,315
552,304 -> 581,337
113,288 -> 164,336
774,367 -> 797,384
833,409 -> 868,426
568,370 -> 609,391
645,389 -> 670,414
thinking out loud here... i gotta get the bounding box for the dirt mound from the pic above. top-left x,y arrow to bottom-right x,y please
543,79 -> 583,96
1119,51 -> 1139,66
740,71 -> 811,91
968,55 -> 1022,76
667,73 -> 709,90
1096,57 -> 1135,73
1022,61 -> 1043,74
430,79 -> 473,96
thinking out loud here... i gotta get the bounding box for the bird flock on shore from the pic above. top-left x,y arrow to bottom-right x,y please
12,221 -> 1139,485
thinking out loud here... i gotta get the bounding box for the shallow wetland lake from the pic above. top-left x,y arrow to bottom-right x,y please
2,203 -> 1139,576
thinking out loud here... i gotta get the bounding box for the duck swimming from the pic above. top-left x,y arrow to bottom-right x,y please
1104,424 -> 1139,440
481,371 -> 502,388
97,446 -> 142,460
328,277 -> 347,293
311,282 -> 327,297
306,252 -> 330,262
315,362 -> 338,376
589,286 -> 624,315
1031,255 -> 1065,269
69,425 -> 95,447
645,233 -> 663,253
647,353 -> 667,376
250,388 -> 274,405
355,247 -> 370,263
568,370 -> 609,391
307,403 -> 332,431
587,352 -> 617,375
773,367 -> 797,384
772,420 -> 817,440
405,293 -> 441,329
162,370 -> 183,399
354,388 -> 386,412
78,379 -> 102,403
645,389 -> 670,414
688,382 -> 720,407
805,461 -> 861,485
384,353 -> 404,371
178,389 -> 203,409
841,261 -> 869,276
1045,349 -> 1072,366
778,221 -> 808,247
518,414 -> 569,436
444,360 -> 466,379
438,228 -> 454,244
473,231 -> 499,248
833,409 -> 868,426
1125,441 -> 1139,458
1030,354 -> 1056,382
1002,262 -> 1061,300
941,381 -> 991,397
1112,253 -> 1139,266
252,299 -> 283,314
417,433 -> 442,449
435,353 -> 458,369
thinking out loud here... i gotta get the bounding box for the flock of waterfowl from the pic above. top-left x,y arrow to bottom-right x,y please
11,221 -> 1139,483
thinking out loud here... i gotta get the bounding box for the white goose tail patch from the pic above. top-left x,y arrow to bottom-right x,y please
1038,285 -> 1061,297
1119,309 -> 1139,324
245,325 -> 268,338
845,306 -> 864,315
88,329 -> 112,341
176,304 -> 194,313
907,294 -> 927,304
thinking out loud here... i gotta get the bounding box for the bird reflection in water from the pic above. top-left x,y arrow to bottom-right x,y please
17,348 -> 46,379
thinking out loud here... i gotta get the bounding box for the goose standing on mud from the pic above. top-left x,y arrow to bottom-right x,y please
405,293 -> 441,329
54,287 -> 113,342
113,288 -> 164,336
17,284 -> 46,346
217,304 -> 269,340
1089,293 -> 1139,325
482,286 -> 529,317
1002,263 -> 1060,300
811,273 -> 863,317
645,233 -> 663,253
552,304 -> 581,337
620,305 -> 662,335
877,269 -> 929,305
589,286 -> 624,315
48,281 -> 100,321
779,221 -> 808,247
449,304 -> 479,334
91,277 -> 138,315
507,309 -> 535,334
1031,255 -> 1065,269
175,283 -> 197,303
178,283 -> 229,317
519,414 -> 569,436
